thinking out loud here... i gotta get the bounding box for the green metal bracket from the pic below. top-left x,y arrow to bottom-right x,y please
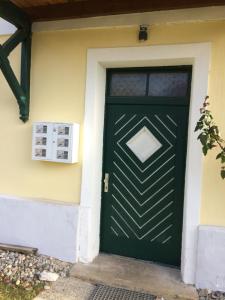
0,0 -> 32,122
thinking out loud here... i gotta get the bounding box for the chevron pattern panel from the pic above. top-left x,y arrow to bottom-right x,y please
110,113 -> 177,244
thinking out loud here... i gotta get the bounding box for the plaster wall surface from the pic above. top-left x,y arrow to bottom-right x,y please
196,226 -> 225,292
0,195 -> 79,262
0,20 -> 225,225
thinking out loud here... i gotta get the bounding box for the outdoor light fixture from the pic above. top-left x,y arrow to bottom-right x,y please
139,25 -> 148,41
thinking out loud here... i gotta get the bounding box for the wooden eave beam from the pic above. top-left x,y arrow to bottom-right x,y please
19,0 -> 225,21
0,0 -> 32,122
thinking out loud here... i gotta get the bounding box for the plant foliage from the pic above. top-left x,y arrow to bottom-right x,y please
195,96 -> 225,179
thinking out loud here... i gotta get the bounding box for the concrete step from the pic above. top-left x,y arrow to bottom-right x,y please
71,254 -> 198,300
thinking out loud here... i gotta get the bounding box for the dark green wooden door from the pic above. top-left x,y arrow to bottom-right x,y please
100,67 -> 191,267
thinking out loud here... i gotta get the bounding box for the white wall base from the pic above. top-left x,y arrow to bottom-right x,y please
0,195 -> 79,263
196,225 -> 225,291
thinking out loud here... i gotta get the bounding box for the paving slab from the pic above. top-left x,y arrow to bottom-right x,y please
34,278 -> 94,300
71,254 -> 198,300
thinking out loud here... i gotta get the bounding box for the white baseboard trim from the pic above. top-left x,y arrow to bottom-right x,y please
0,195 -> 79,262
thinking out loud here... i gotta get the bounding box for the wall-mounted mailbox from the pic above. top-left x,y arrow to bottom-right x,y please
32,122 -> 80,163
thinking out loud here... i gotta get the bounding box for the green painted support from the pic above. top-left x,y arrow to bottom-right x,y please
0,0 -> 32,122
3,28 -> 28,56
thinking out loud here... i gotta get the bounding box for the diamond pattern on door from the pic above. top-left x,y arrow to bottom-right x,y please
126,126 -> 162,163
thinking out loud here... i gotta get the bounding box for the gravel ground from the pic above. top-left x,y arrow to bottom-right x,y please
0,250 -> 72,289
2,250 -> 225,300
198,289 -> 225,300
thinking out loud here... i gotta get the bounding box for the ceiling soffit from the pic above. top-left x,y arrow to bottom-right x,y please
10,0 -> 225,21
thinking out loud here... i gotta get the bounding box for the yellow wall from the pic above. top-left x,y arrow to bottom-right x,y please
0,20 -> 225,224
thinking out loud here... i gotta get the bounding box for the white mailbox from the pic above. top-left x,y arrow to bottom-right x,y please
32,122 -> 80,163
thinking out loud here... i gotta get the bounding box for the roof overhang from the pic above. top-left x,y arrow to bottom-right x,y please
10,0 -> 225,22
31,6 -> 225,32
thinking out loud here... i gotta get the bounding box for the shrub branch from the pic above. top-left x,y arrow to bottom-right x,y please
195,96 -> 225,179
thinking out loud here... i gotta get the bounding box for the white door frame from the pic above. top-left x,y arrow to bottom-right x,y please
78,43 -> 211,284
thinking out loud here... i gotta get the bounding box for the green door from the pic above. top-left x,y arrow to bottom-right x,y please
100,67 -> 191,267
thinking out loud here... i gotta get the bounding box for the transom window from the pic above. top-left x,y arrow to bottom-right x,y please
107,67 -> 192,104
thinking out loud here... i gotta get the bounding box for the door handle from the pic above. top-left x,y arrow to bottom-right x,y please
104,173 -> 109,192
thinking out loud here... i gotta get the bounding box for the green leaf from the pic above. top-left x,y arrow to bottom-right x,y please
199,133 -> 208,145
210,125 -> 219,135
221,169 -> 225,179
195,122 -> 204,132
203,145 -> 208,156
194,125 -> 199,132
208,144 -> 216,149
216,153 -> 222,160
209,138 -> 216,144
199,115 -> 205,121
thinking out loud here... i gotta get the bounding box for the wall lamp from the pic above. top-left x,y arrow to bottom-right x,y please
139,25 -> 149,42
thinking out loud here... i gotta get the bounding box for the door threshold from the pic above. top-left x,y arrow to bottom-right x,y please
71,253 -> 198,300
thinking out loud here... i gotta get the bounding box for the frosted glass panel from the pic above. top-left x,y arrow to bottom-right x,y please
110,73 -> 147,96
126,126 -> 162,163
148,72 -> 188,97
